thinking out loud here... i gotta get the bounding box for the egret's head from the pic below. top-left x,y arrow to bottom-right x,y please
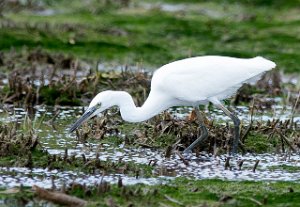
69,91 -> 114,133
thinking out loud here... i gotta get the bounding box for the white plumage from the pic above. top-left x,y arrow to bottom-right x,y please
151,56 -> 275,104
69,55 -> 276,154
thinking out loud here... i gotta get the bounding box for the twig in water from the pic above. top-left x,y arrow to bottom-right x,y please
237,159 -> 244,171
63,148 -> 68,161
240,196 -> 263,206
51,175 -> 56,190
138,143 -> 156,148
164,194 -> 184,206
175,151 -> 189,166
241,99 -> 255,143
253,160 -> 260,173
290,91 -> 300,129
164,145 -> 173,158
213,145 -> 219,157
276,129 -> 297,153
33,185 -> 87,207
224,157 -> 231,170
118,176 -> 123,188
219,195 -> 233,202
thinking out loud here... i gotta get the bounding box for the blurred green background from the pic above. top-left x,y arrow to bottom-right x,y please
0,0 -> 299,72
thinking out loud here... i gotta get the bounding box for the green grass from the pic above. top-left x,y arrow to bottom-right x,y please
244,132 -> 275,153
268,165 -> 300,173
1,178 -> 300,206
50,179 -> 300,206
0,0 -> 299,72
164,0 -> 300,8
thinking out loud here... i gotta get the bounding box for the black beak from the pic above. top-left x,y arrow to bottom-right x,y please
69,106 -> 97,133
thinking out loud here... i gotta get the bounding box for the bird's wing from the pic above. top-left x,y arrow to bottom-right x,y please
151,56 -> 275,103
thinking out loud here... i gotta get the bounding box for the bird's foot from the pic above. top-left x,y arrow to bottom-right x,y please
182,149 -> 193,160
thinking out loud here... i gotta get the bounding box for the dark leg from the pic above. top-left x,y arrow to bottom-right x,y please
210,98 -> 240,154
183,107 -> 208,154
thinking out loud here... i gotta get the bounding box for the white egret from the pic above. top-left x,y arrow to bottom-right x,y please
69,56 -> 276,154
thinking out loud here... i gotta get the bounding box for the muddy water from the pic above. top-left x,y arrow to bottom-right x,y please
0,103 -> 299,189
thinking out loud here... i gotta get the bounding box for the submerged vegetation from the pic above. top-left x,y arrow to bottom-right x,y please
0,0 -> 300,206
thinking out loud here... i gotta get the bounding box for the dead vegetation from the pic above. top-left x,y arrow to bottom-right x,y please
0,119 -> 152,178
1,49 -> 298,110
0,49 -> 150,106
0,49 -> 299,155
234,70 -> 282,105
0,121 -> 38,157
74,107 -> 300,155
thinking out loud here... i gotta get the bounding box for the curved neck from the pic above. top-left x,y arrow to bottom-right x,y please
111,91 -> 172,123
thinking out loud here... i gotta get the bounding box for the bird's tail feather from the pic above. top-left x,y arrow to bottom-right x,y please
252,56 -> 276,71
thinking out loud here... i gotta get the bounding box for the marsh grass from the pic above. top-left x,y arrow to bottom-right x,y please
0,0 -> 300,72
0,119 -> 154,178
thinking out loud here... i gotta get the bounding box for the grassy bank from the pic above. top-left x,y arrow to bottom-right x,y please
0,0 -> 300,72
1,178 -> 300,206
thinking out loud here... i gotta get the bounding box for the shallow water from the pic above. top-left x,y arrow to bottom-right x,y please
0,165 -> 166,189
2,99 -> 297,126
0,103 -> 299,188
1,145 -> 300,189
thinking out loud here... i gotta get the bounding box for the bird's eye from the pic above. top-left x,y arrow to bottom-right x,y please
96,103 -> 101,109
